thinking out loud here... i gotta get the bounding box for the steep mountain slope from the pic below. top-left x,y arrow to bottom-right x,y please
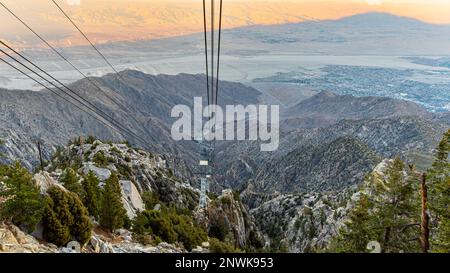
249,188 -> 356,252
0,89 -> 122,169
0,71 -> 261,169
82,71 -> 261,125
252,136 -> 381,194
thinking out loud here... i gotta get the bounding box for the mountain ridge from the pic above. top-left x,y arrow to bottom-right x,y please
283,90 -> 433,129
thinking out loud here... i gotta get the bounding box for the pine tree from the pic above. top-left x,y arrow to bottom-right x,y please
373,157 -> 420,253
433,176 -> 450,252
0,162 -> 44,232
100,173 -> 126,232
328,194 -> 379,253
43,187 -> 72,245
60,168 -> 82,195
330,157 -> 421,253
42,195 -> 71,246
43,186 -> 92,246
428,129 -> 450,252
81,171 -> 101,220
69,191 -> 92,244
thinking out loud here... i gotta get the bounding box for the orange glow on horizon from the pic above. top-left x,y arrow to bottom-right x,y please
1,0 -> 449,47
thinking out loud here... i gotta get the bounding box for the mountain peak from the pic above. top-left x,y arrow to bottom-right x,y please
334,12 -> 430,27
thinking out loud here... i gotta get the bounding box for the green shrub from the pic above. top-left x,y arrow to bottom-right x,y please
110,146 -> 122,155
133,210 -> 176,243
171,214 -> 207,251
208,214 -> 229,241
207,192 -> 218,201
142,191 -> 160,210
123,214 -> 132,230
0,162 -> 44,232
43,186 -> 92,246
86,135 -> 96,144
83,150 -> 91,162
220,196 -> 232,206
117,163 -> 133,180
92,151 -> 108,167
60,168 -> 82,195
233,191 -> 240,201
209,238 -> 240,253
132,206 -> 207,251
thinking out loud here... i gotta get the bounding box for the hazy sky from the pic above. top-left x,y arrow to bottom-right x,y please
1,0 -> 449,47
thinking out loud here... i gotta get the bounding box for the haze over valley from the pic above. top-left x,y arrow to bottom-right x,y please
2,13 -> 450,111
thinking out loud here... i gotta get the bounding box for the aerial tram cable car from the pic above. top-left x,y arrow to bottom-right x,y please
197,0 -> 223,209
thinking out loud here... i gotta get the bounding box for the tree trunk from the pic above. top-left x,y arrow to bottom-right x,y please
382,227 -> 391,253
420,173 -> 430,253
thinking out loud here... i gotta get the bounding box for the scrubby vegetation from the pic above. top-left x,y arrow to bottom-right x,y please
132,193 -> 207,251
93,151 -> 109,168
208,214 -> 229,241
60,168 -> 82,195
209,238 -> 241,253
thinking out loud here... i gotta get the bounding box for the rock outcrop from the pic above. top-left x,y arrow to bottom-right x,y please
119,180 -> 145,219
204,190 -> 263,250
0,223 -> 58,253
33,172 -> 67,194
87,230 -> 184,253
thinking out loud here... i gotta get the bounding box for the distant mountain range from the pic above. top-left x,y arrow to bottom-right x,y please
7,0 -> 444,48
3,12 -> 450,96
0,70 -> 448,195
222,12 -> 450,56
